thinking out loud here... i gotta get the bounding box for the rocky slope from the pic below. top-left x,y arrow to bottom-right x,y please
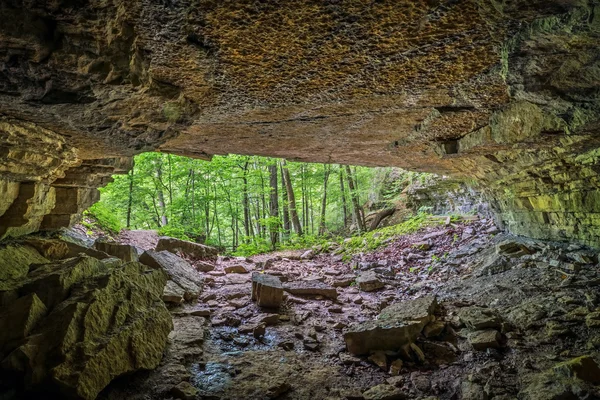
1,1 -> 600,246
98,217 -> 600,400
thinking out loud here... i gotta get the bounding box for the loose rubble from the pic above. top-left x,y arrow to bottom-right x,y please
3,217 -> 600,400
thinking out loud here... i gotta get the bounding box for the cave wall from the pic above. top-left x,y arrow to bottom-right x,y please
1,1 -> 600,245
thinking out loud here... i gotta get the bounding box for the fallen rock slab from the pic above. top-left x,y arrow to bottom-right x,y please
156,236 -> 218,261
344,296 -> 437,355
468,329 -> 501,351
252,273 -> 283,308
283,281 -> 338,300
94,240 -> 139,262
140,250 -> 203,301
224,265 -> 249,274
356,270 -> 384,292
458,306 -> 502,330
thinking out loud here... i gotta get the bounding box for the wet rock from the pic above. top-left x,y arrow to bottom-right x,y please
277,341 -> 294,351
224,265 -> 248,274
363,384 -> 406,400
356,270 -> 384,292
343,296 -> 436,355
368,351 -> 388,371
94,240 -> 139,262
140,250 -> 203,301
283,281 -> 338,299
458,306 -> 502,330
171,381 -> 198,400
468,330 -> 501,351
251,273 -> 283,308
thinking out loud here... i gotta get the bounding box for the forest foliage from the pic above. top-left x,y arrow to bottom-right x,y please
88,153 -> 432,255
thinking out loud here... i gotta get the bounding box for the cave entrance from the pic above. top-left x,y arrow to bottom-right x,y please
84,152 -> 461,256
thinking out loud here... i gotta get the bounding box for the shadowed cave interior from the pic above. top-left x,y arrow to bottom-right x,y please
1,1 -> 600,399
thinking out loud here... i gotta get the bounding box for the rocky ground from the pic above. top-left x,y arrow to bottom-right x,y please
96,217 -> 600,400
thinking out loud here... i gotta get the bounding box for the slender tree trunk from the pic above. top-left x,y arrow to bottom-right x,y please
339,165 -> 348,229
268,164 -> 279,249
213,182 -> 222,247
241,161 -> 252,242
280,162 -> 291,238
126,159 -> 135,228
154,159 -> 168,226
345,165 -> 365,231
282,160 -> 303,235
318,164 -> 330,235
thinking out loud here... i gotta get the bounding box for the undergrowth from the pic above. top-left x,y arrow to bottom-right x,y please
337,212 -> 434,256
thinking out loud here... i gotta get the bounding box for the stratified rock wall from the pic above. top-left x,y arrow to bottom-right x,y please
1,1 -> 600,245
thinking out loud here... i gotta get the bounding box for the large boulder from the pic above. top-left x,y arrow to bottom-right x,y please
0,255 -> 172,400
0,244 -> 48,283
140,250 -> 203,301
155,237 -> 218,261
344,296 -> 437,355
252,273 -> 283,308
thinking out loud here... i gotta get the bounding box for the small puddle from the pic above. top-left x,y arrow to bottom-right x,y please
191,361 -> 234,395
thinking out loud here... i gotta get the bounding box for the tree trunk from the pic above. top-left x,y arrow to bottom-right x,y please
282,160 -> 303,235
242,161 -> 252,242
154,159 -> 168,227
339,165 -> 348,229
345,165 -> 365,231
318,164 -> 330,235
126,159 -> 135,228
369,208 -> 395,230
280,162 -> 291,237
268,164 -> 279,249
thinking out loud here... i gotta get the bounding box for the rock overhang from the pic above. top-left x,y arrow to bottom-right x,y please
1,0 -> 600,245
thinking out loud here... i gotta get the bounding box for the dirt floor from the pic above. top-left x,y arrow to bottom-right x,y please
100,218 -> 600,400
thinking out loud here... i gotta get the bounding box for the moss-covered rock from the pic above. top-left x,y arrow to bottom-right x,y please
0,246 -> 172,400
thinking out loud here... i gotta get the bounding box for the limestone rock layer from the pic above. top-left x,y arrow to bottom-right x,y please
1,1 -> 600,245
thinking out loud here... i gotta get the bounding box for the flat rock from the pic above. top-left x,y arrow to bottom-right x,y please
356,271 -> 384,292
94,240 -> 139,262
468,329 -> 501,351
156,236 -> 218,261
252,273 -> 283,308
224,265 -> 249,274
140,250 -> 203,301
283,281 -> 338,299
363,384 -> 406,400
458,306 -> 502,330
171,381 -> 198,400
332,274 -> 356,287
343,296 -> 437,355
